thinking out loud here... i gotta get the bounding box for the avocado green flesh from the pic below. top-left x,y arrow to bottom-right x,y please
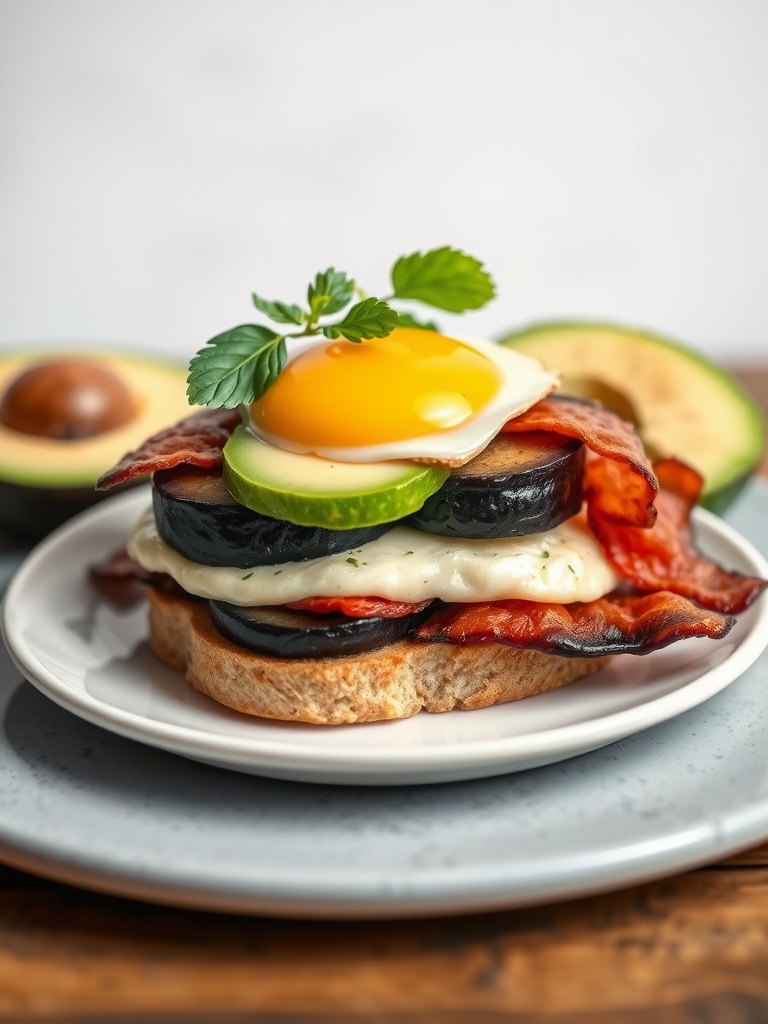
500,322 -> 765,510
223,425 -> 449,529
0,348 -> 190,487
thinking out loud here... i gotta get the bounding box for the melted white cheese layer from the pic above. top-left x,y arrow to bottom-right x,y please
128,507 -> 622,606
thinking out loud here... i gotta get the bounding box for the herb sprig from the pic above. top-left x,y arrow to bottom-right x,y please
187,246 -> 495,409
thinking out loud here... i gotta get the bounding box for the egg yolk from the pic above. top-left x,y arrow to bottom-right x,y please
251,328 -> 502,449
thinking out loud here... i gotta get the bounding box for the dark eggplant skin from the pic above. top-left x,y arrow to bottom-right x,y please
152,466 -> 392,569
406,432 -> 585,539
208,601 -> 431,659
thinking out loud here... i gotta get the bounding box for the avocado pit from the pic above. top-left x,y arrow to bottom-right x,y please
0,358 -> 137,440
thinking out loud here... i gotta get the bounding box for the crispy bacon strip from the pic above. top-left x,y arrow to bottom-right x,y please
503,399 -> 764,614
592,458 -> 766,614
96,408 -> 241,491
415,591 -> 735,657
503,396 -> 658,528
286,596 -> 432,619
90,548 -> 183,607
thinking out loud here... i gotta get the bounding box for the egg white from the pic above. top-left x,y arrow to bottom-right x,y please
245,334 -> 558,466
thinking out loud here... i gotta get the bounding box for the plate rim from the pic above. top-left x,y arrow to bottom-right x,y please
0,750 -> 766,918
0,821 -> 763,919
2,486 -> 768,779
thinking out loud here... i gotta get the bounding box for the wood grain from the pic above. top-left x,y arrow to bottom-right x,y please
720,844 -> 768,867
0,367 -> 765,1022
0,871 -> 768,1020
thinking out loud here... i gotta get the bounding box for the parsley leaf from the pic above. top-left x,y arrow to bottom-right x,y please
391,246 -> 495,313
308,268 -> 355,319
187,324 -> 287,408
323,298 -> 399,342
396,311 -> 439,332
186,246 -> 496,409
251,293 -> 305,326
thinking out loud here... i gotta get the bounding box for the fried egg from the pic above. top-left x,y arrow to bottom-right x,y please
246,327 -> 558,466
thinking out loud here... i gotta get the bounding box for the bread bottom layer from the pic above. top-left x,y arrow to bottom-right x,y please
148,588 -> 611,725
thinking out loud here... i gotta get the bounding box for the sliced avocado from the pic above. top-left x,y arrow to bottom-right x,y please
0,348 -> 191,539
499,322 -> 765,514
223,425 -> 449,529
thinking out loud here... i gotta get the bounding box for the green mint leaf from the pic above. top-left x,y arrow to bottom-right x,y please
390,246 -> 495,313
251,293 -> 305,325
251,336 -> 288,402
322,298 -> 399,342
308,268 -> 355,319
186,324 -> 286,408
395,311 -> 439,332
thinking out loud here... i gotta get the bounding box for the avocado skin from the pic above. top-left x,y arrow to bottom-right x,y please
0,480 -> 111,541
698,471 -> 751,516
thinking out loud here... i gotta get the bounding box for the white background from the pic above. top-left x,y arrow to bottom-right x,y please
1,0 -> 767,363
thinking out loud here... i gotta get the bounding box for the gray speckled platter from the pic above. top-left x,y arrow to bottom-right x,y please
0,485 -> 766,918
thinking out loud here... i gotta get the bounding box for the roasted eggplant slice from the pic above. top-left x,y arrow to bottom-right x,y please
406,432 -> 585,539
153,466 -> 391,568
208,601 -> 429,658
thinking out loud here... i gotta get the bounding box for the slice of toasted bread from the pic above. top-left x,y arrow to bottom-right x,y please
148,588 -> 610,725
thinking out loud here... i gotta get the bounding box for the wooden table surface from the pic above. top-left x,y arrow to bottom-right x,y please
0,369 -> 767,1024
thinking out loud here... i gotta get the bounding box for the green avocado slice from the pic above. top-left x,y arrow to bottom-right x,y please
499,322 -> 764,514
223,425 -> 449,529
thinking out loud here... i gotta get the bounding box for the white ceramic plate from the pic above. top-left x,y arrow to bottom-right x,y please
0,484 -> 767,917
3,488 -> 767,786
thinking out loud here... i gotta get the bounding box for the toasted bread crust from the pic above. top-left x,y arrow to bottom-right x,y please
148,588 -> 610,725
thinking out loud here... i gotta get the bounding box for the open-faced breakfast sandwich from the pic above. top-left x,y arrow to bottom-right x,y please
95,247 -> 766,724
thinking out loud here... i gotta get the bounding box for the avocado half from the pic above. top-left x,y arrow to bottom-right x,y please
0,348 -> 192,540
499,322 -> 765,514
